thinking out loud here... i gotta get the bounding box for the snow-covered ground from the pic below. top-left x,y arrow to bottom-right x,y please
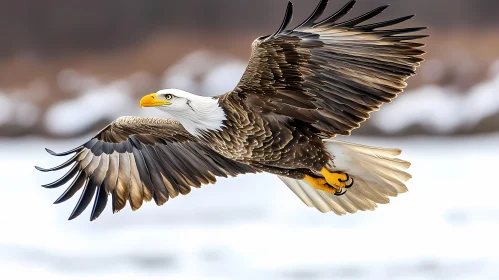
1,135 -> 499,280
372,59 -> 499,134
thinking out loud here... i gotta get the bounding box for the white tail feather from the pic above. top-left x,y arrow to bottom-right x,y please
279,139 -> 411,215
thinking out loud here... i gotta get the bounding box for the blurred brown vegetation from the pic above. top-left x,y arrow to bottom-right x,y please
2,0 -> 498,87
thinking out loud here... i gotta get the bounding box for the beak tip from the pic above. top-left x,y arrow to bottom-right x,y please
139,93 -> 164,108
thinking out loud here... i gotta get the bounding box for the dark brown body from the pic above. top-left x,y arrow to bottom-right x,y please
200,94 -> 330,179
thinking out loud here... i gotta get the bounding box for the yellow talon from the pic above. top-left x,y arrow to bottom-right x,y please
320,168 -> 348,191
303,175 -> 332,194
303,169 -> 352,195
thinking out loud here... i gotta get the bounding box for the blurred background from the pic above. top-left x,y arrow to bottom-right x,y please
1,0 -> 499,279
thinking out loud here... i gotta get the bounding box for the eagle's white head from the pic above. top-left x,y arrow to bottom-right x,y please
139,89 -> 226,137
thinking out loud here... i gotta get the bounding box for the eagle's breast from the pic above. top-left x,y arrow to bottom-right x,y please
200,94 -> 329,172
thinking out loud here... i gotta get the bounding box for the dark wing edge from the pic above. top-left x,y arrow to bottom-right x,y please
230,0 -> 427,136
36,116 -> 257,221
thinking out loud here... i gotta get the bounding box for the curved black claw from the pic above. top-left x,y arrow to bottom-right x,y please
338,173 -> 349,183
334,189 -> 347,196
345,177 -> 354,189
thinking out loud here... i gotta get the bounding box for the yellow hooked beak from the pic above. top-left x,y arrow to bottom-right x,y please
139,93 -> 171,108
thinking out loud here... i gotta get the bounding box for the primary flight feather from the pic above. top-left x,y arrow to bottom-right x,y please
37,0 -> 426,221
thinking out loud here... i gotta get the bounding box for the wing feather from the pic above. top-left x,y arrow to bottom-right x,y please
357,15 -> 414,30
139,144 -> 170,205
313,0 -> 356,27
227,0 -> 426,136
126,153 -> 142,211
37,116 -> 256,220
53,171 -> 87,204
91,183 -> 108,221
41,164 -> 80,189
330,5 -> 389,28
146,145 -> 180,199
268,1 -> 293,40
294,0 -> 328,29
105,152 -> 120,193
68,178 -> 95,221
89,154 -> 110,220
131,147 -> 155,200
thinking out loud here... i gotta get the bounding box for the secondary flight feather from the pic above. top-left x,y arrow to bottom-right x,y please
37,0 -> 426,221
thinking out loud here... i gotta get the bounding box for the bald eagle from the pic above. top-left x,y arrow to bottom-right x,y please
37,0 -> 426,221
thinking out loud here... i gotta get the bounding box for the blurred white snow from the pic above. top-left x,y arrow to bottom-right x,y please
372,59 -> 499,133
162,50 -> 247,96
42,51 -> 247,136
39,53 -> 499,136
0,51 -> 496,137
0,80 -> 45,128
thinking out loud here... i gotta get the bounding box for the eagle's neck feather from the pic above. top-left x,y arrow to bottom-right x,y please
159,94 -> 226,137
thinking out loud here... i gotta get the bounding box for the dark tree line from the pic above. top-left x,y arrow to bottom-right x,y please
0,0 -> 497,58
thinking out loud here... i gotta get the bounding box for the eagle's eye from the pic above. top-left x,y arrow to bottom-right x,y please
165,94 -> 173,100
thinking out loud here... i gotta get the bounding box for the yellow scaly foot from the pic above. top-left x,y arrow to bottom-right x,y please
303,174 -> 346,196
321,168 -> 354,195
303,175 -> 330,193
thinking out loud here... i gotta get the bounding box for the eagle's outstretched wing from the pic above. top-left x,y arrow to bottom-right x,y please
36,117 -> 256,221
227,0 -> 426,136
